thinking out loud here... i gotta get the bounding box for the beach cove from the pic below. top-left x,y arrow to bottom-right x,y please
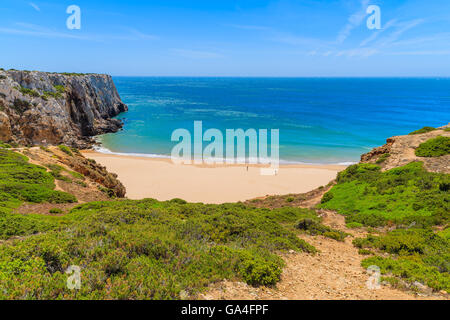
82,150 -> 346,203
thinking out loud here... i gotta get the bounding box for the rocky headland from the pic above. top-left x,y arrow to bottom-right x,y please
0,69 -> 127,148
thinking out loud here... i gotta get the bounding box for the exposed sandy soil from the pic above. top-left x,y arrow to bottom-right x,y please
200,210 -> 447,300
13,147 -> 112,215
361,127 -> 450,173
81,151 -> 346,204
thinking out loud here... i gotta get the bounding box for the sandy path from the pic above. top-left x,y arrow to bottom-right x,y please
200,211 -> 446,300
81,151 -> 345,204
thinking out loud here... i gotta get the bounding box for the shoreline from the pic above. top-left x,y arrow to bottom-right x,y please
82,150 -> 348,204
92,144 -> 358,167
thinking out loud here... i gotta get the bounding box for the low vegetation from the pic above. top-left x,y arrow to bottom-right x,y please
0,148 -> 77,239
17,86 -> 40,98
0,200 -> 320,299
355,228 -> 449,291
41,86 -> 65,100
376,153 -> 390,164
409,126 -> 436,135
318,162 -> 449,227
61,72 -> 88,76
0,147 -> 323,299
296,218 -> 348,241
58,145 -> 73,156
415,136 -> 450,157
45,163 -> 85,184
319,152 -> 449,292
1,123 -> 448,298
11,99 -> 31,114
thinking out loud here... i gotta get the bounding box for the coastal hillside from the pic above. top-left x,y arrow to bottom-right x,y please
360,124 -> 450,173
0,125 -> 448,299
207,126 -> 449,299
0,69 -> 127,148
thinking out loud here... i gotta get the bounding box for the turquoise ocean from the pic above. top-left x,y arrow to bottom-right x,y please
98,77 -> 450,164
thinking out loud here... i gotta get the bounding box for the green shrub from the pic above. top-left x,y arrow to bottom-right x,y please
346,222 -> 363,229
11,99 -> 31,114
296,218 -> 347,241
0,149 -> 76,239
18,86 -> 40,98
361,256 -> 449,291
49,208 -> 63,214
358,249 -> 374,255
0,198 -> 318,299
321,191 -> 334,203
41,86 -> 65,100
74,180 -> 87,187
319,162 -> 450,227
286,197 -> 294,203
0,150 -> 320,298
45,163 -> 83,182
0,142 -> 12,149
409,127 -> 436,135
53,85 -> 65,94
355,229 -> 450,291
238,251 -> 282,286
415,136 -> 450,157
376,153 -> 390,164
41,91 -> 62,100
98,186 -> 116,198
58,145 -> 73,156
47,191 -> 77,203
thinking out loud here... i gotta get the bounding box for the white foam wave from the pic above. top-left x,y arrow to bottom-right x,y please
93,145 -> 355,166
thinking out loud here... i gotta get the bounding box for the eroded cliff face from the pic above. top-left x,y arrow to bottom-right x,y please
0,69 -> 127,148
360,124 -> 450,174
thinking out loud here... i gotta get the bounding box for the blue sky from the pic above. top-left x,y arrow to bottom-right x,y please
1,0 -> 450,76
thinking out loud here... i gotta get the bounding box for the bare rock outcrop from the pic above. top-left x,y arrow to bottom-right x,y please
0,69 -> 127,148
360,124 -> 450,174
20,146 -> 126,199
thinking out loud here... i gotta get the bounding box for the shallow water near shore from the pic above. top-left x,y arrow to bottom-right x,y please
99,77 -> 450,164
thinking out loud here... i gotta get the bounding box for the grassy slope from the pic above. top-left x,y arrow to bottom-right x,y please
319,162 -> 449,227
0,146 -> 319,299
318,162 -> 449,291
1,130 -> 449,297
415,136 -> 450,157
0,148 -> 76,239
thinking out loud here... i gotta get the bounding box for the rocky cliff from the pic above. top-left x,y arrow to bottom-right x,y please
360,124 -> 450,174
0,69 -> 127,148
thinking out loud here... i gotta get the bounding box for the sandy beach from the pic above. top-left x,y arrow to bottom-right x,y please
82,151 -> 347,204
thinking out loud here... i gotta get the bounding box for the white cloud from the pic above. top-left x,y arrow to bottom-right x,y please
269,32 -> 326,47
0,23 -> 159,42
0,25 -> 87,40
227,24 -> 270,31
171,49 -> 224,59
376,19 -> 424,47
389,50 -> 450,56
121,27 -> 158,40
389,33 -> 450,47
336,48 -> 379,57
336,0 -> 370,44
360,19 -> 397,47
29,2 -> 40,12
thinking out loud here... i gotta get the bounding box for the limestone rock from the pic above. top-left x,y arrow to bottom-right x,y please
0,69 -> 127,148
360,125 -> 450,174
0,111 -> 12,141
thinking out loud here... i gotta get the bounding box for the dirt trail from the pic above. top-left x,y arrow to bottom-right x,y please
201,211 -> 446,300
